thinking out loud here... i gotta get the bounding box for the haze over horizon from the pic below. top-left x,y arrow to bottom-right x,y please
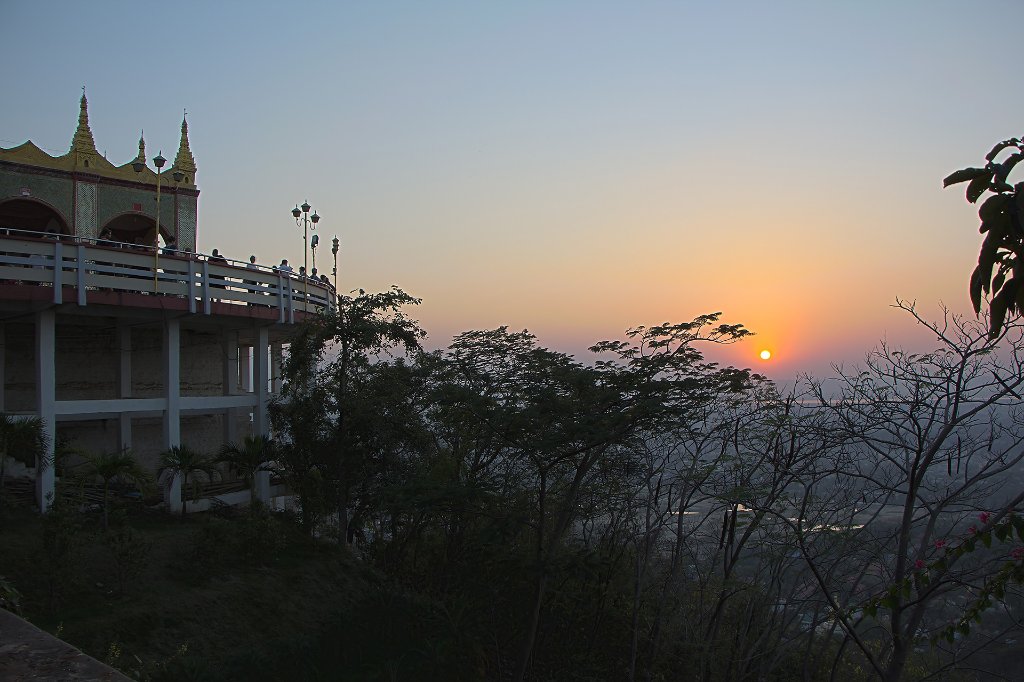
2,1 -> 1021,380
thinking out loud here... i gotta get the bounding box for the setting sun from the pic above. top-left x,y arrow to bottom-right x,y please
760,350 -> 772,361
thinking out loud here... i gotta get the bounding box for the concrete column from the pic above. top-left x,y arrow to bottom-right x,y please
270,342 -> 283,395
35,310 -> 56,513
253,466 -> 271,506
0,324 -> 5,413
118,326 -> 132,452
253,328 -> 271,505
164,471 -> 183,515
162,319 -> 182,514
223,331 -> 240,447
253,327 -> 270,437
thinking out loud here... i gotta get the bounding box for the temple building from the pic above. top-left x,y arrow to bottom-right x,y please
0,92 -> 334,512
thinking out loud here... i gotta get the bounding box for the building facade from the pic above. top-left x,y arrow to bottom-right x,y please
0,93 -> 333,512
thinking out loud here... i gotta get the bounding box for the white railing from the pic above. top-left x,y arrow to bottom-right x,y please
0,230 -> 336,321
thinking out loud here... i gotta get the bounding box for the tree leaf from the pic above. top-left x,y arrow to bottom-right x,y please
986,139 -> 1018,162
996,152 -> 1024,183
967,174 -> 992,203
979,194 -> 1011,223
1012,516 -> 1024,540
944,167 -> 990,187
989,278 -> 1017,337
970,264 -> 985,315
992,269 -> 1006,294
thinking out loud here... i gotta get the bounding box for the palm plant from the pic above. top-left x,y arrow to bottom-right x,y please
77,449 -> 152,529
0,414 -> 49,510
158,445 -> 218,518
217,435 -> 275,507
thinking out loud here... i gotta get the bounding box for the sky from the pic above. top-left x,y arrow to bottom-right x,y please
2,1 -> 1022,380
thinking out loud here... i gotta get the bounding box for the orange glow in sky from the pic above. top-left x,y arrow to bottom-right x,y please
1,3 -> 1020,381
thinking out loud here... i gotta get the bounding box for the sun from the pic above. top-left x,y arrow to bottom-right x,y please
759,350 -> 772,361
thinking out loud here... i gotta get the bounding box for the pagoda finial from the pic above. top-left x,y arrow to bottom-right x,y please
70,87 -> 99,157
133,130 -> 147,168
172,110 -> 196,179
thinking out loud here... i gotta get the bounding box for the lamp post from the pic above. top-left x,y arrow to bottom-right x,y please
331,236 -> 339,292
310,234 -> 319,284
133,151 -> 182,292
291,201 -> 320,305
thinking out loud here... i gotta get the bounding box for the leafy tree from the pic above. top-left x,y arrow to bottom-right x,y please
218,435 -> 276,508
0,413 -> 49,511
796,302 -> 1024,681
945,135 -> 1024,337
269,328 -> 330,536
271,287 -> 425,542
441,315 -> 757,681
158,445 -> 218,518
75,449 -> 152,529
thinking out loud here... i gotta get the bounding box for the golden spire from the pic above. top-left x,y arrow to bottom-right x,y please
172,111 -> 196,179
134,130 -> 147,168
70,87 -> 99,158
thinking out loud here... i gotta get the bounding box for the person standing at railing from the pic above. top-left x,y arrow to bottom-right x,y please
274,258 -> 293,276
209,248 -> 227,293
244,255 -> 264,305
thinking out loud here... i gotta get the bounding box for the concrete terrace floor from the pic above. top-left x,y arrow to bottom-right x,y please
0,608 -> 130,681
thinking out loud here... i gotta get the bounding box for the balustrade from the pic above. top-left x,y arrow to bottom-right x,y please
0,230 -> 335,319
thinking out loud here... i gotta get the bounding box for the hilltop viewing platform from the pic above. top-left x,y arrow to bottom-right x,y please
0,228 -> 331,513
0,229 -> 336,322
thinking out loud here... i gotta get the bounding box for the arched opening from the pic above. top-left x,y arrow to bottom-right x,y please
100,213 -> 172,247
0,199 -> 71,235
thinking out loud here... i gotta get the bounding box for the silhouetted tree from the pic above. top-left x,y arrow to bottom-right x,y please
945,135 -> 1024,337
271,287 -> 425,542
796,302 -> 1024,681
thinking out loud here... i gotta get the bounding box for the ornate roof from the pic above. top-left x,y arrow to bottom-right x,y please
69,91 -> 100,159
0,92 -> 197,188
172,114 -> 197,181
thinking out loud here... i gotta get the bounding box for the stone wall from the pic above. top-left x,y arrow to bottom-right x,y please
95,182 -> 178,241
0,167 -> 74,228
1,165 -> 198,247
55,324 -> 117,400
4,322 -> 35,411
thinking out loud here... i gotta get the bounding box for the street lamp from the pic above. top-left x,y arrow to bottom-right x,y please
310,234 -> 319,284
331,236 -> 339,292
291,200 -> 320,305
134,151 -> 166,292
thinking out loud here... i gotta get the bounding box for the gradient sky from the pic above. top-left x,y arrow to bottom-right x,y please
2,1 -> 1022,379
